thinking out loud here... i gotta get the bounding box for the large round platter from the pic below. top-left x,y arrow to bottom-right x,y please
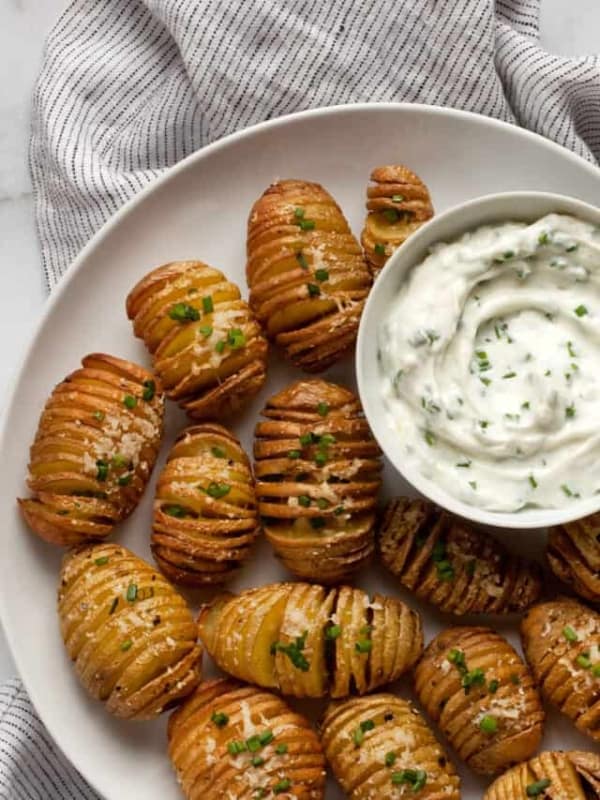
1,103 -> 599,799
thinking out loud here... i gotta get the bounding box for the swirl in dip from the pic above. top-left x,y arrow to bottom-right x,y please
378,213 -> 600,512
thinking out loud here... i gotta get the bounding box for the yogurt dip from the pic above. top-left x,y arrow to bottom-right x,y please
378,213 -> 600,512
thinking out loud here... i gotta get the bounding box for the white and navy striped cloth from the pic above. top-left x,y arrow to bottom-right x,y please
3,0 -> 598,797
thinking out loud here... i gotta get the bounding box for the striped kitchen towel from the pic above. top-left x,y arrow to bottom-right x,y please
2,0 -> 597,798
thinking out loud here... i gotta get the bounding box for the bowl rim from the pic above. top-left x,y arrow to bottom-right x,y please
356,189 -> 600,529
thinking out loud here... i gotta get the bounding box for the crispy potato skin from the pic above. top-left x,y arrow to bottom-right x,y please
152,423 -> 259,586
126,261 -> 268,420
378,497 -> 542,615
58,543 -> 202,719
521,597 -> 600,743
18,353 -> 164,546
168,678 -> 326,799
198,582 -> 423,699
321,694 -> 460,799
361,165 -> 433,277
484,750 -> 600,800
547,513 -> 600,602
246,179 -> 372,371
254,379 -> 382,583
414,627 -> 544,776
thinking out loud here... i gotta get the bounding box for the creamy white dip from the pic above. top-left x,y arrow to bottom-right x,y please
379,213 -> 600,512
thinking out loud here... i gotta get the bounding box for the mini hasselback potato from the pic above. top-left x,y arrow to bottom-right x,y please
484,750 -> 600,800
379,497 -> 542,614
254,379 -> 382,583
246,179 -> 372,371
152,423 -> 259,586
59,543 -> 201,719
321,694 -> 460,799
361,165 -> 433,277
19,353 -> 164,546
168,678 -> 326,799
547,514 -> 600,602
198,582 -> 423,698
126,261 -> 268,420
521,597 -> 600,743
414,626 -> 544,775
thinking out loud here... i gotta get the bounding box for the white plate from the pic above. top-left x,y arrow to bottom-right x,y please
1,103 -> 599,800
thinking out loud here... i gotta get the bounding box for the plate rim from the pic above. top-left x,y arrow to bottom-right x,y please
2,101 -> 600,798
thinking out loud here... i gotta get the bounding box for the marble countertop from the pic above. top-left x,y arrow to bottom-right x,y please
0,0 -> 598,684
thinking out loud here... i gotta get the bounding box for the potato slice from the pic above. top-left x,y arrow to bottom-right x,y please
255,378 -> 382,584
414,626 -> 544,775
58,542 -> 201,719
198,582 -> 422,699
18,353 -> 164,546
126,261 -> 268,420
547,513 -> 600,602
361,165 -> 434,277
521,597 -> 600,743
246,179 -> 372,371
321,694 -> 460,799
379,497 -> 542,614
485,750 -> 600,800
168,678 -> 326,799
152,423 -> 259,586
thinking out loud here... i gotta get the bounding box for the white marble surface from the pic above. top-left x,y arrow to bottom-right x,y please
0,0 -> 598,685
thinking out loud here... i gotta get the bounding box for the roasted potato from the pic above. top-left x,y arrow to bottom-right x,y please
198,582 -> 423,698
361,165 -> 433,277
321,694 -> 460,799
126,261 -> 268,419
379,497 -> 542,614
521,597 -> 600,743
19,353 -> 164,546
254,379 -> 382,583
168,678 -> 326,799
485,750 -> 600,800
548,514 -> 600,602
414,626 -> 544,775
246,179 -> 372,371
152,423 -> 259,586
58,542 -> 201,719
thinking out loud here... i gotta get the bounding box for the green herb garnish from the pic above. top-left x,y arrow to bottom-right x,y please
169,302 -> 200,322
211,711 -> 229,728
271,632 -> 310,671
142,380 -> 156,402
123,394 -> 137,410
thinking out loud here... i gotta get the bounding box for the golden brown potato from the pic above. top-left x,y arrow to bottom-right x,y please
414,626 -> 544,775
198,582 -> 422,699
18,353 -> 164,546
58,542 -> 202,719
484,750 -> 600,800
379,497 -> 542,615
168,678 -> 326,799
321,694 -> 460,799
254,379 -> 382,583
126,261 -> 268,420
521,597 -> 600,743
361,165 -> 434,277
152,423 -> 259,586
547,514 -> 600,602
246,179 -> 372,371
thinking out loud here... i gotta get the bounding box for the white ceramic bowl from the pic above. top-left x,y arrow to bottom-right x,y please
356,191 -> 600,529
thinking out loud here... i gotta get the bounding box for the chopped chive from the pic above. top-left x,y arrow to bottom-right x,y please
215,340 -> 226,354
227,328 -> 246,349
294,207 -> 305,219
317,402 -> 329,416
123,395 -> 137,409
502,371 -> 517,379
288,450 -> 301,459
374,243 -> 386,256
126,583 -> 138,602
202,296 -> 214,313
271,633 -> 309,671
93,410 -> 105,422
325,624 -> 342,639
120,639 -> 133,652
296,251 -> 308,269
522,401 -> 530,410
456,460 -> 472,468
275,743 -> 288,755
488,679 -> 499,694
227,741 -> 246,755
355,639 -> 372,654
529,475 -> 538,489
538,231 -> 550,245
118,473 -> 132,486
391,769 -> 427,790
199,324 -> 213,337
316,498 -> 329,510
526,778 -> 552,797
479,715 -> 497,734
385,752 -> 397,767
577,653 -> 592,669
299,433 -> 313,446
299,219 -> 315,231
565,404 -> 575,419
211,711 -> 229,728
574,304 -> 588,317
461,667 -> 486,694
251,756 -> 265,767
164,504 -> 186,518
94,556 -> 109,566
314,452 -> 327,466
307,282 -> 321,297
258,730 -> 274,746
315,268 -> 329,282
561,484 -> 575,498
169,302 -> 200,322
203,482 -> 231,499
469,480 -> 477,490
211,446 -> 226,458
273,779 -> 291,795
480,376 -> 491,386
96,460 -> 109,481
424,430 -> 436,446
563,625 -> 578,642
142,380 -> 156,402
298,495 -> 311,508
383,208 -> 399,223
566,243 -> 579,253
392,194 -> 404,203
